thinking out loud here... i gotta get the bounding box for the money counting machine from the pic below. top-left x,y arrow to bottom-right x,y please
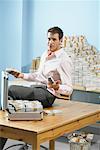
1,71 -> 43,120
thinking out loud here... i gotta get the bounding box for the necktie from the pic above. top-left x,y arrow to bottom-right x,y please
46,50 -> 55,60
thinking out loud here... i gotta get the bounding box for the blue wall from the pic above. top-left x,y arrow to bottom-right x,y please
0,0 -> 23,107
0,0 -> 22,70
33,0 -> 100,57
0,0 -> 99,107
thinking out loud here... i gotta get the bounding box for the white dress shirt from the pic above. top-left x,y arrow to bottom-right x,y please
23,48 -> 73,95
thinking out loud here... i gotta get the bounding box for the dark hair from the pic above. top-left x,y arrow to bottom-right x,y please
48,26 -> 63,40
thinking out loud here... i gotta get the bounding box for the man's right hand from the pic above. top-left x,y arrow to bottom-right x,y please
6,69 -> 24,79
9,71 -> 24,78
17,73 -> 24,79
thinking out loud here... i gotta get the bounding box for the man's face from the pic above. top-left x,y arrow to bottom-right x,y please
47,32 -> 62,52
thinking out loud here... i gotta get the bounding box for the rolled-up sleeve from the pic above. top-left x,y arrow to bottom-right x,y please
23,72 -> 47,84
23,73 -> 37,81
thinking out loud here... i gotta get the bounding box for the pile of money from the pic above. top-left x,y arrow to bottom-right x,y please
63,35 -> 100,90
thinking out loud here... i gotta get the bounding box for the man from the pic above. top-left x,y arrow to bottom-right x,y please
0,27 -> 73,149
8,26 -> 73,106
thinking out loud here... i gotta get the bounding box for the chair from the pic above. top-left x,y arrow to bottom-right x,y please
4,143 -> 48,150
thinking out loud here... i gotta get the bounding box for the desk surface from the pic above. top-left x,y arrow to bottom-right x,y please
0,100 -> 100,150
0,100 -> 100,134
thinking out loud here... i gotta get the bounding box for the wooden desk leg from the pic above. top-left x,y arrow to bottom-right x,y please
49,140 -> 55,150
32,137 -> 40,150
32,144 -> 40,150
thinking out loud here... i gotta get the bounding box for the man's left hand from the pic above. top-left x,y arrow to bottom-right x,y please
47,80 -> 60,90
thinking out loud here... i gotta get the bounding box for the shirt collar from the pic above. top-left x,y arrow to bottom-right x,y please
54,48 -> 63,58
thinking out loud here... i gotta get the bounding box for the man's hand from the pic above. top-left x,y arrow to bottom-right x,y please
6,69 -> 24,79
17,73 -> 24,79
47,80 -> 60,91
11,71 -> 24,78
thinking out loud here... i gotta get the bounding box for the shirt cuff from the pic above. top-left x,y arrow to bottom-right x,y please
58,84 -> 73,95
23,73 -> 30,80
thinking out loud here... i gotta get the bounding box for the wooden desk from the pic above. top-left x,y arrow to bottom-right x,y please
0,100 -> 100,150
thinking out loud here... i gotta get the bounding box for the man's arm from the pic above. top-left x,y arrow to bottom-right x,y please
49,54 -> 73,95
6,68 -> 23,78
58,56 -> 73,95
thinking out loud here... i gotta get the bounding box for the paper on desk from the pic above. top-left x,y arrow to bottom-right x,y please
44,109 -> 63,116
